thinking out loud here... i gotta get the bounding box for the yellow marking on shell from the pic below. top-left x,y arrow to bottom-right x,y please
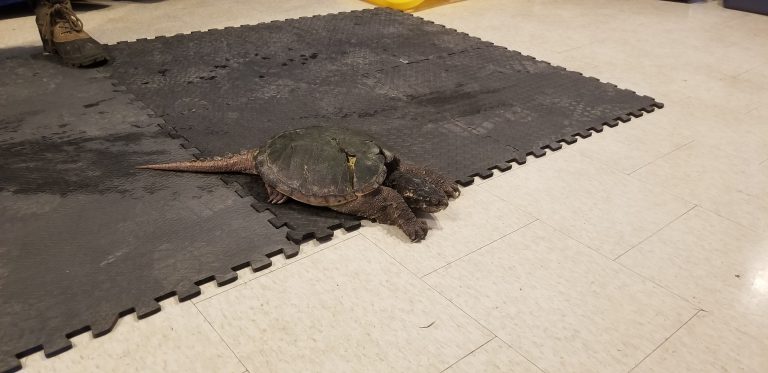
346,154 -> 357,189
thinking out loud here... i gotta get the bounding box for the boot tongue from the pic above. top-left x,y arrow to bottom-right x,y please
52,19 -> 90,42
49,3 -> 89,42
54,21 -> 75,34
52,3 -> 84,32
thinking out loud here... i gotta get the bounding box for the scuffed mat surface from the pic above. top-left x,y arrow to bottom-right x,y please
104,7 -> 662,242
0,56 -> 297,373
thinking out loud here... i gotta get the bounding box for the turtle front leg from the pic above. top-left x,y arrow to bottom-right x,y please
396,162 -> 461,198
331,186 -> 428,242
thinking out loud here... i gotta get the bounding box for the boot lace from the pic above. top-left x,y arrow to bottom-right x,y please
43,3 -> 84,38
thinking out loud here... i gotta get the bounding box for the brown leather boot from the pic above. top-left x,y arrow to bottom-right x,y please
34,0 -> 108,67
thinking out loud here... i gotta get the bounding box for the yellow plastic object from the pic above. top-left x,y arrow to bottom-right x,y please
366,0 -> 425,11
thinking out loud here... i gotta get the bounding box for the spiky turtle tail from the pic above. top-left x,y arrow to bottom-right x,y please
137,149 -> 260,175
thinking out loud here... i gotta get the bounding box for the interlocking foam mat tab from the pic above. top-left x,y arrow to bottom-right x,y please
104,8 -> 662,242
0,56 -> 297,373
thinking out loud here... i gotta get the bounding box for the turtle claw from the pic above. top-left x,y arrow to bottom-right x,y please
266,188 -> 289,204
448,183 -> 461,199
418,167 -> 460,199
434,179 -> 460,199
266,188 -> 287,204
432,175 -> 460,199
402,219 -> 428,242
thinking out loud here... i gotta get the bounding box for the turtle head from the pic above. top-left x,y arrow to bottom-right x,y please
384,171 -> 449,213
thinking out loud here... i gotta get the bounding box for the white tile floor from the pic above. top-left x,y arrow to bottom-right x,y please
2,0 -> 767,372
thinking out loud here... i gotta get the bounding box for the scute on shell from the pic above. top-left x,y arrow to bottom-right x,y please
256,126 -> 390,206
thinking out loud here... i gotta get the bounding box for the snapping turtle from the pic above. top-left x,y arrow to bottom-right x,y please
138,126 -> 460,241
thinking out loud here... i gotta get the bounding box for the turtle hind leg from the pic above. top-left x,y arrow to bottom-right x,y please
330,186 -> 428,242
265,183 -> 289,204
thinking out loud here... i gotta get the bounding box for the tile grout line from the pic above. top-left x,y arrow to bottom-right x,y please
438,337 -> 496,373
192,302 -> 248,373
622,148 -> 767,235
617,140 -> 768,232
615,262 -> 704,312
475,157 -> 706,268
420,218 -> 539,278
606,203 -> 707,309
535,219 -> 701,310
733,62 -> 767,79
361,233 -> 548,373
194,233 -> 357,305
495,336 -> 549,373
628,167 -> 765,235
613,204 -> 697,261
627,309 -> 702,373
533,219 -> 620,264
473,184 -> 625,265
359,234 -> 498,337
195,281 -> 249,306
693,203 -> 764,235
627,139 -> 696,175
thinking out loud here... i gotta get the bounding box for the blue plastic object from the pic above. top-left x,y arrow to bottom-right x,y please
0,0 -> 26,7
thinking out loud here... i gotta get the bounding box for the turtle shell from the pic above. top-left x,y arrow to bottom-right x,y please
256,126 -> 391,206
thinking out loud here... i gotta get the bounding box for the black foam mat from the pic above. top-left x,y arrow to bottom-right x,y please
1,7 -> 663,371
104,8 -> 661,242
0,56 -> 297,373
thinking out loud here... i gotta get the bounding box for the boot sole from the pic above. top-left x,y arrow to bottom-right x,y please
66,54 -> 109,67
54,48 -> 109,67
